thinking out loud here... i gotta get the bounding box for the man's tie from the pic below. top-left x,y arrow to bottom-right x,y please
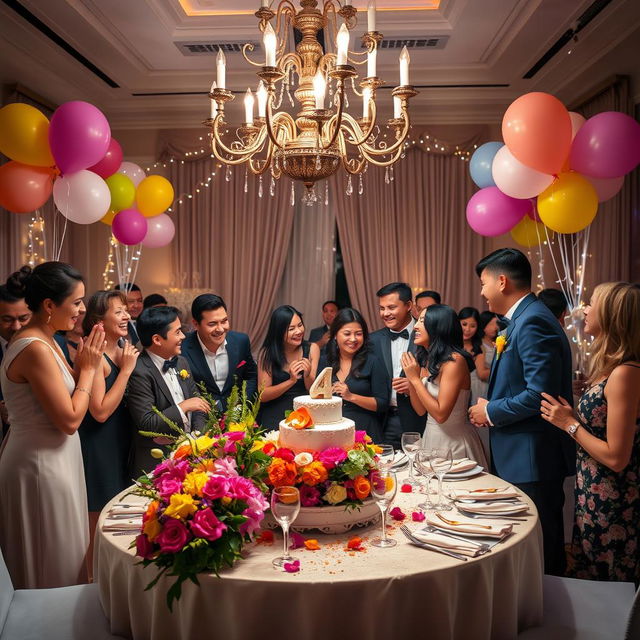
496,316 -> 511,332
390,328 -> 409,341
162,356 -> 179,373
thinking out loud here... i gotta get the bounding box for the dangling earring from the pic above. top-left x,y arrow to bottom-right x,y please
46,313 -> 51,324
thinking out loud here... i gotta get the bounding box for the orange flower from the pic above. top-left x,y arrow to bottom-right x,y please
353,475 -> 371,500
300,461 -> 328,486
195,459 -> 216,473
267,458 -> 298,487
347,536 -> 364,551
304,539 -> 320,550
143,500 -> 160,523
285,407 -> 314,430
173,444 -> 192,460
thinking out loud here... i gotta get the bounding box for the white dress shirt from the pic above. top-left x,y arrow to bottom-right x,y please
197,334 -> 229,391
389,317 -> 416,407
147,350 -> 189,428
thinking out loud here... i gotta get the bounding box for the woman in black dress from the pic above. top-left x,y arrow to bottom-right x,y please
320,308 -> 389,443
258,305 -> 319,429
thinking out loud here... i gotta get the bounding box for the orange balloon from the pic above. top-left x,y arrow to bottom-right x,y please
100,209 -> 117,225
0,161 -> 55,213
502,92 -> 572,175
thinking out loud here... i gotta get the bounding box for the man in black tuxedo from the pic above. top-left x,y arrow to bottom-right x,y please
182,294 -> 257,411
0,285 -> 32,439
127,306 -> 210,476
369,282 -> 426,449
308,300 -> 339,350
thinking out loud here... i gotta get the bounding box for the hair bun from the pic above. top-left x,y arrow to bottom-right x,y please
6,265 -> 33,297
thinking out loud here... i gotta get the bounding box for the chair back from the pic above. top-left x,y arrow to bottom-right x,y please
0,547 -> 14,634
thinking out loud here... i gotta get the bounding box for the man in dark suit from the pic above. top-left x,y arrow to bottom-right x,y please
127,306 -> 210,476
469,248 -> 575,576
182,293 -> 257,411
115,282 -> 143,345
308,300 -> 339,350
369,282 -> 426,449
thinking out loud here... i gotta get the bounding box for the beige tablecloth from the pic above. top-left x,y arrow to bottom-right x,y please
96,472 -> 543,640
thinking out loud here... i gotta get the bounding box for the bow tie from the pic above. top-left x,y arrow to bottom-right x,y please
497,316 -> 511,332
162,356 -> 179,373
390,329 -> 409,341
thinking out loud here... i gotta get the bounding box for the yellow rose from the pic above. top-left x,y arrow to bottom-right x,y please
324,482 -> 348,505
495,335 -> 507,359
182,471 -> 209,496
192,435 -> 215,454
227,422 -> 247,432
163,493 -> 198,519
250,440 -> 266,453
179,369 -> 189,379
143,517 -> 161,541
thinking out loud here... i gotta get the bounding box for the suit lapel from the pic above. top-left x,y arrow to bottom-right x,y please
222,335 -> 238,395
187,334 -> 219,393
380,330 -> 393,378
142,351 -> 175,406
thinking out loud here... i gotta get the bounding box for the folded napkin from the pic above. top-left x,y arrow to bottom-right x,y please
445,458 -> 478,474
102,518 -> 142,531
391,452 -> 408,469
108,505 -> 147,517
425,513 -> 512,538
452,487 -> 520,501
411,529 -> 481,557
458,500 -> 529,515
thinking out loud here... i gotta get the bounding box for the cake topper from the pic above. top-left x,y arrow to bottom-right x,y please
309,367 -> 332,399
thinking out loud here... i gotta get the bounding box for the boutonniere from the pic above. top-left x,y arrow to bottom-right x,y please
495,335 -> 507,359
179,369 -> 190,380
236,360 -> 246,369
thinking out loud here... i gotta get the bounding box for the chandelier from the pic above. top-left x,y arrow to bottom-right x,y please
204,0 -> 418,199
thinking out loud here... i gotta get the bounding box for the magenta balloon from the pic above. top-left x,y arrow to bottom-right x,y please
118,161 -> 146,187
526,199 -> 541,222
584,174 -> 625,203
142,213 -> 175,248
112,208 -> 148,245
88,138 -> 123,179
466,187 -> 530,237
49,101 -> 111,175
571,111 -> 640,179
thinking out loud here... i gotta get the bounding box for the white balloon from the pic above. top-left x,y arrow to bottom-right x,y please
492,145 -> 554,200
118,161 -> 146,187
568,111 -> 586,141
52,170 -> 110,224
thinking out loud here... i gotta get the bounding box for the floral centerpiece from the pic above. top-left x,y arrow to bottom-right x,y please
130,384 -> 271,609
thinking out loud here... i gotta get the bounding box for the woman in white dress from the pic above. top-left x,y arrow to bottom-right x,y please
0,262 -> 105,588
401,304 -> 487,468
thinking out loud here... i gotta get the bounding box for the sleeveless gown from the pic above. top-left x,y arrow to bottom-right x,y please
421,378 -> 488,468
0,337 -> 89,588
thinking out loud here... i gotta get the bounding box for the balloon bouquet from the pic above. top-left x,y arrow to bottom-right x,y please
0,101 -> 175,283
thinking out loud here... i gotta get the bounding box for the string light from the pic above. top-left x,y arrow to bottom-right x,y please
26,214 -> 47,267
102,236 -> 117,289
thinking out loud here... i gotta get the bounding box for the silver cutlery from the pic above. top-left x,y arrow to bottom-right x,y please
422,525 -> 491,553
109,530 -> 137,536
457,510 -> 525,523
399,524 -> 468,561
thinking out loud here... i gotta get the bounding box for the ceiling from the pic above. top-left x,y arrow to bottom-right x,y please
1,0 -> 639,131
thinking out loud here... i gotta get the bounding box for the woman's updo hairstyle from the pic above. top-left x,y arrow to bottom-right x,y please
6,262 -> 84,313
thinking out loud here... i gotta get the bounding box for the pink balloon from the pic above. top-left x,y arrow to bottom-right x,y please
492,145 -> 554,199
584,174 -> 625,203
52,170 -> 110,224
569,112 -> 586,140
571,111 -> 640,179
466,187 -> 530,237
49,101 -> 111,175
118,161 -> 146,187
142,213 -> 175,248
112,208 -> 148,245
88,138 -> 123,179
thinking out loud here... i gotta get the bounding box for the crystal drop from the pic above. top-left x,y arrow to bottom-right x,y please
225,166 -> 232,182
385,167 -> 390,185
258,175 -> 263,198
358,174 -> 364,195
324,181 -> 329,206
390,166 -> 395,182
346,175 -> 353,196
290,181 -> 295,206
344,92 -> 349,108
315,154 -> 321,171
270,175 -> 276,196
243,167 -> 248,193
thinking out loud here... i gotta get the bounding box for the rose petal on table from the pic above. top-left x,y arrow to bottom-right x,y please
290,531 -> 306,549
304,539 -> 321,550
283,559 -> 300,573
347,536 -> 364,551
256,530 -> 274,544
401,484 -> 413,493
390,506 -> 406,521
412,511 -> 426,522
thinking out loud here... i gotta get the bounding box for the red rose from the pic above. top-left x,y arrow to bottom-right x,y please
135,533 -> 155,559
274,447 -> 295,462
155,518 -> 191,554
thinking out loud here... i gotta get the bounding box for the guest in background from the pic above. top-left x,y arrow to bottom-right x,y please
414,290 -> 441,317
127,306 -> 209,476
115,282 -> 143,344
258,305 -> 319,430
320,308 -> 390,443
308,300 -> 339,350
79,290 -> 139,569
143,293 -> 168,309
0,262 -> 105,588
541,282 -> 640,582
479,310 -> 498,358
538,288 -> 568,324
0,285 -> 32,438
54,307 -> 86,367
458,306 -> 490,403
402,305 -> 487,467
183,294 -> 257,411
369,282 -> 426,449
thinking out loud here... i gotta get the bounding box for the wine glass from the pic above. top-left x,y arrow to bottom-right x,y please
415,448 -> 435,510
370,470 -> 398,548
428,448 -> 453,510
401,432 -> 421,486
270,486 -> 301,569
377,444 -> 395,471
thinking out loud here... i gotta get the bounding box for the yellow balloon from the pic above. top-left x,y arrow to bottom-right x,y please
0,103 -> 55,167
537,171 -> 598,234
100,209 -> 117,225
510,216 -> 549,247
135,175 -> 174,217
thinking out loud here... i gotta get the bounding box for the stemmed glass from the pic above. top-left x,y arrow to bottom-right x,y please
377,444 -> 395,471
370,470 -> 398,548
271,486 -> 301,569
428,448 -> 453,510
415,449 -> 435,510
401,432 -> 421,486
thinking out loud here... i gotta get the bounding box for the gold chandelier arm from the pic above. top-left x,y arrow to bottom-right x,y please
248,141 -> 275,175
210,142 -> 255,166
359,142 -> 405,167
333,108 -> 377,148
323,2 -> 339,45
321,79 -> 348,151
358,110 -> 411,157
265,97 -> 294,150
274,4 -> 296,59
338,131 -> 367,175
212,116 -> 268,158
280,52 -> 303,75
242,43 -> 265,68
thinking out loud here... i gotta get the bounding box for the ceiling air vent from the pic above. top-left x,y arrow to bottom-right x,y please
364,36 -> 449,50
175,41 -> 261,56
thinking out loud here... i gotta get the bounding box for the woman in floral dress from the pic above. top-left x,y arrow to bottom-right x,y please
541,282 -> 640,582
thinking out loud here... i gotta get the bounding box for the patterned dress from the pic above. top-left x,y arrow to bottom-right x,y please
568,364 -> 640,582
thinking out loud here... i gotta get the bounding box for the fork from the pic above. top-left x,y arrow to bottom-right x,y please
399,525 -> 468,561
423,525 -> 491,553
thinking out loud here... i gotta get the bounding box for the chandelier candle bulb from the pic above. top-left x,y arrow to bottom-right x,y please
336,24 -> 349,66
263,22 -> 277,67
313,70 -> 326,109
244,88 -> 255,125
257,81 -> 267,117
393,96 -> 402,118
367,0 -> 376,32
261,0 -> 269,6
399,45 -> 410,86
209,81 -> 218,118
362,87 -> 372,119
367,47 -> 377,78
216,49 -> 226,89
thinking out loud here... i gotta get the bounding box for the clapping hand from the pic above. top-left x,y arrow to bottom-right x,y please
120,339 -> 140,375
289,358 -> 311,381
75,323 -> 106,372
540,393 -> 575,429
400,352 -> 420,381
332,381 -> 352,401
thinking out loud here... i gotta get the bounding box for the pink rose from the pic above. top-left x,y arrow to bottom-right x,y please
274,448 -> 295,462
354,430 -> 367,444
226,431 -> 246,442
318,447 -> 348,469
299,485 -> 321,507
156,518 -> 191,553
153,459 -> 189,480
214,457 -> 239,477
135,533 -> 155,559
290,531 -> 306,549
239,508 -> 264,537
202,475 -> 229,501
190,508 -> 227,542
389,506 -> 406,521
155,475 -> 184,501
227,476 -> 255,501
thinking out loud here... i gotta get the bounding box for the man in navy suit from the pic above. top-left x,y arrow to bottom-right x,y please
182,294 -> 257,412
469,248 -> 575,575
369,282 -> 426,449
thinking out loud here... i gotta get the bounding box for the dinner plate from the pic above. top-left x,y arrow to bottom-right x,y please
457,501 -> 529,516
443,464 -> 485,481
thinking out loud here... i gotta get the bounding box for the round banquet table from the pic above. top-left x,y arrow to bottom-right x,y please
96,471 -> 543,640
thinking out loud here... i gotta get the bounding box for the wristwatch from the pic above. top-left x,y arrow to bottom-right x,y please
567,423 -> 580,438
